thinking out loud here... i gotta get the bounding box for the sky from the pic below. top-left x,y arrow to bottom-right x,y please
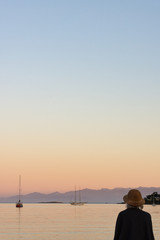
0,0 -> 160,196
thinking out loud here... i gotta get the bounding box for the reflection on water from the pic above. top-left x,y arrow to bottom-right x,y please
0,204 -> 159,240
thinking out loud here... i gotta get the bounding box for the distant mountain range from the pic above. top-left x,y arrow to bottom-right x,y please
0,187 -> 160,203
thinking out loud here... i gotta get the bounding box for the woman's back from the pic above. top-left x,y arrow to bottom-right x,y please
113,189 -> 155,240
114,208 -> 154,240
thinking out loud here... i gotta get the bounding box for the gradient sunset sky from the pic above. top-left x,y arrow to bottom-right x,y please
1,0 -> 160,196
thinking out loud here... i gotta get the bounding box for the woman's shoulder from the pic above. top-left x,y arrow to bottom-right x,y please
119,208 -> 151,218
140,209 -> 152,218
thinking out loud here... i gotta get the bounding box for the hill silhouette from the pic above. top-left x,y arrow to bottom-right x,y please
0,187 -> 159,203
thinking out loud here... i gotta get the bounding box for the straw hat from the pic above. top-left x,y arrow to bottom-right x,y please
123,189 -> 145,206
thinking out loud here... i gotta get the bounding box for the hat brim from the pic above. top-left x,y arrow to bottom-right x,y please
123,195 -> 145,206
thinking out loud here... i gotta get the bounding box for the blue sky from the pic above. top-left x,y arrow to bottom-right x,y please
0,0 -> 160,194
1,0 -> 159,128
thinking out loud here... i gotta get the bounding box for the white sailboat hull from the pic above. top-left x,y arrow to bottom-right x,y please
70,202 -> 85,206
70,187 -> 85,206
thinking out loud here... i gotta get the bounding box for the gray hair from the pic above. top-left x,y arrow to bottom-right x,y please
126,204 -> 143,210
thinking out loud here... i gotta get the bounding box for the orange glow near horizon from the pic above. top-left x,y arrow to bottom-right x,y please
1,131 -> 160,196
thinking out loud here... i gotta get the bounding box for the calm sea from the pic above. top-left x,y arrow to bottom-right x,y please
0,204 -> 159,240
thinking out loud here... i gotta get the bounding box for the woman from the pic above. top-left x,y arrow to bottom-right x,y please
113,189 -> 155,240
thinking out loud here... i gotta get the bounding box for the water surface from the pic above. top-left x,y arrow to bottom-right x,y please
0,204 -> 159,240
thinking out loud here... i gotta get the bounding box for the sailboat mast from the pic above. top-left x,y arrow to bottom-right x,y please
75,186 -> 76,203
16,175 -> 23,207
19,175 -> 21,201
79,187 -> 81,203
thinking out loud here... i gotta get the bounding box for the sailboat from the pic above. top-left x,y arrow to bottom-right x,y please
70,186 -> 85,206
16,175 -> 23,208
